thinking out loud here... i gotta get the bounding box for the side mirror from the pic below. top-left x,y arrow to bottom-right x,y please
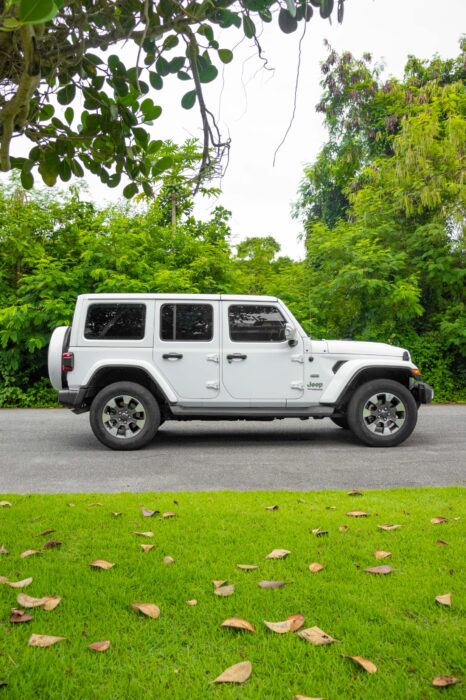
284,323 -> 298,347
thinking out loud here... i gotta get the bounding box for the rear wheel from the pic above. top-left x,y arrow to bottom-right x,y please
330,416 -> 349,430
347,379 -> 417,447
90,381 -> 160,450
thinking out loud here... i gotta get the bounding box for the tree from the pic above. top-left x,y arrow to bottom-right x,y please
0,0 -> 345,195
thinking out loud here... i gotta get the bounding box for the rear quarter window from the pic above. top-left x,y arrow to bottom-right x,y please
84,303 -> 146,340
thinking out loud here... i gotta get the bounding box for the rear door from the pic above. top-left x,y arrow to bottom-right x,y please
153,300 -> 220,400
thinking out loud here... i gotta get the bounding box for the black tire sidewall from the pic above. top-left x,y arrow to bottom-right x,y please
347,379 -> 418,447
90,381 -> 160,450
330,416 -> 350,430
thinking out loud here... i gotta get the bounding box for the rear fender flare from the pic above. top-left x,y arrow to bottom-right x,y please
83,361 -> 178,403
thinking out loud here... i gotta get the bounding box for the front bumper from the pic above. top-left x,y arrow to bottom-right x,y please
58,388 -> 90,414
410,381 -> 434,404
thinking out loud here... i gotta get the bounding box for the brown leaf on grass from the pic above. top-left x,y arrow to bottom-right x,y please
264,614 -> 304,634
378,524 -> 401,531
292,696 -> 324,700
87,503 -> 103,508
431,517 -> 448,524
213,661 -> 252,684
311,528 -> 328,537
131,602 -> 160,619
141,507 -> 158,517
28,634 -> 66,648
212,580 -> 227,589
346,510 -> 369,517
374,550 -> 392,560
348,490 -> 363,496
435,593 -> 452,607
90,560 -> 114,570
42,596 -> 61,612
436,539 -> 448,546
111,512 -> 123,517
20,550 -> 40,559
88,640 -> 111,652
221,618 -> 256,633
308,563 -> 325,573
162,512 -> 176,519
258,580 -> 287,589
7,577 -> 33,589
43,540 -> 63,550
214,584 -> 235,597
186,599 -> 198,606
0,501 -> 12,507
141,544 -> 154,553
298,626 -> 340,645
10,609 -> 33,623
37,529 -> 55,537
345,655 -> 377,673
17,594 -> 46,608
67,503 -> 75,507
0,545 -> 9,554
237,564 -> 258,571
432,676 -> 459,687
339,525 -> 349,532
326,506 -> 336,510
265,505 -> 279,511
364,565 -> 393,575
266,549 -> 291,560
133,531 -> 154,538
163,555 -> 175,565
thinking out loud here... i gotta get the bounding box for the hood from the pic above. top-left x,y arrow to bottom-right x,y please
325,340 -> 408,359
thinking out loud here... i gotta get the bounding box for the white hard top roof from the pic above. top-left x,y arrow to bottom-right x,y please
78,293 -> 278,302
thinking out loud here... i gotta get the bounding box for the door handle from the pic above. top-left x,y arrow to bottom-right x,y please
162,352 -> 183,360
226,353 -> 247,362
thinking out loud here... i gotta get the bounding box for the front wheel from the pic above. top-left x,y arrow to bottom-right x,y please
347,379 -> 418,447
90,382 -> 160,450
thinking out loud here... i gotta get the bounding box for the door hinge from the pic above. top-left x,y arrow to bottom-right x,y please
291,354 -> 304,363
291,381 -> 304,390
206,354 -> 219,363
206,381 -> 219,390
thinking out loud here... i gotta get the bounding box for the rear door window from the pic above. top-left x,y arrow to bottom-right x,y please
84,304 -> 146,340
160,303 -> 213,341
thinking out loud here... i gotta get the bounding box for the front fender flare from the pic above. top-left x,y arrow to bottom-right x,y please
320,359 -> 416,405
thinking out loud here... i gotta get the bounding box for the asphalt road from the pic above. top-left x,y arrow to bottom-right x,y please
0,405 -> 464,493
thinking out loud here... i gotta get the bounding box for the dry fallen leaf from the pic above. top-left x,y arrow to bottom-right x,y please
212,580 -> 227,589
298,626 -> 340,645
141,507 -> 158,517
10,609 -> 33,623
345,655 -> 377,673
237,564 -> 258,571
131,602 -> 160,619
214,584 -> 235,597
90,560 -> 115,570
378,524 -> 401,531
7,577 -> 33,589
42,540 -> 63,550
326,505 -> 336,510
0,576 -> 8,584
186,599 -> 198,606
346,511 -> 369,517
308,563 -> 325,573
432,676 -> 459,688
162,512 -> 176,519
20,550 -> 40,559
0,501 -> 12,507
435,593 -> 452,607
0,545 -> 9,555
221,617 -> 256,633
163,555 -> 175,565
431,517 -> 448,525
348,489 -> 363,496
42,596 -> 61,612
265,505 -> 279,511
67,503 -> 75,507
339,525 -> 349,532
266,549 -> 291,560
87,503 -> 103,507
374,551 -> 392,560
364,565 -> 393,575
311,528 -> 329,537
141,544 -> 155,553
436,539 -> 448,546
258,580 -> 287,589
88,640 -> 111,652
37,529 -> 55,537
292,696 -> 324,700
28,634 -> 66,648
264,614 -> 305,634
213,661 -> 252,684
111,512 -> 123,517
133,531 -> 154,538
17,594 -> 46,608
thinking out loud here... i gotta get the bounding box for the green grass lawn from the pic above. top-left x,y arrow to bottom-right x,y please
0,489 -> 464,699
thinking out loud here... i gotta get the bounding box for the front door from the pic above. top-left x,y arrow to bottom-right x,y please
221,302 -> 304,402
153,301 -> 220,399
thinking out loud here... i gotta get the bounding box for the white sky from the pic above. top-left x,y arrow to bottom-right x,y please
4,0 -> 466,258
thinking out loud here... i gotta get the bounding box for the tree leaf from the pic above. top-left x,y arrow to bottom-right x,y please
20,550 -> 40,559
88,640 -> 111,652
162,511 -> 176,519
163,555 -> 175,565
7,577 -> 33,589
431,517 -> 448,524
264,613 -> 304,634
298,626 -> 340,645
42,596 -> 61,612
141,544 -> 155,553
213,660 -> 252,684
17,594 -> 46,608
42,540 -> 62,549
181,90 -> 196,110
212,580 -> 227,589
133,531 -> 153,538
346,511 -> 369,517
243,15 -> 256,38
432,676 -> 459,687
435,593 -> 452,607
266,548 -> 290,559
10,610 -> 33,623
309,562 -> 325,573
123,183 -> 138,199
345,656 -> 378,673
90,560 -> 115,570
378,524 -> 400,531
221,617 -> 256,633
278,8 -> 298,33
57,84 -> 76,106
21,170 -> 34,190
131,602 -> 160,619
364,565 -> 393,575
214,584 -> 235,597
141,507 -> 158,517
237,564 -> 258,571
218,49 -> 233,64
199,64 -> 218,84
28,634 -> 66,648
19,0 -> 59,24
320,0 -> 334,20
186,599 -> 198,606
258,580 -> 287,589
374,551 -> 391,559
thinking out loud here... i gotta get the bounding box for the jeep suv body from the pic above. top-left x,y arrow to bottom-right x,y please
48,294 -> 433,449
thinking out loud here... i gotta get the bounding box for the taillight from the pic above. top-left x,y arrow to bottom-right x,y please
62,352 -> 74,372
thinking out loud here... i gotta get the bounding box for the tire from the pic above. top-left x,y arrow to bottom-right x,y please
90,381 -> 160,450
330,416 -> 349,430
347,379 -> 418,447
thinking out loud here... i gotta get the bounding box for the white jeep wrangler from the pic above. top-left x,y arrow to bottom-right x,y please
48,294 -> 433,450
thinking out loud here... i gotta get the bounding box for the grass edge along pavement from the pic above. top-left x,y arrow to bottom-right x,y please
0,488 -> 464,699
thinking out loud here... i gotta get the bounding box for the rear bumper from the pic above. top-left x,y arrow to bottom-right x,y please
58,388 -> 90,414
411,381 -> 434,404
